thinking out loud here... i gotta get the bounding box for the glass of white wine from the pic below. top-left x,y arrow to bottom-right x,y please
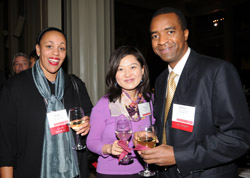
68,107 -> 85,150
137,125 -> 156,177
115,115 -> 133,164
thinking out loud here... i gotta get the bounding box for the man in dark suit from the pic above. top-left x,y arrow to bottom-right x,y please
137,7 -> 250,177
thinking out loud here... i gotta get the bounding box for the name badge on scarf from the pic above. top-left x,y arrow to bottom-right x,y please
138,102 -> 151,117
47,109 -> 69,135
172,104 -> 196,132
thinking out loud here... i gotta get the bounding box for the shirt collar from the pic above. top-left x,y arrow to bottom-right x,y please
168,47 -> 190,76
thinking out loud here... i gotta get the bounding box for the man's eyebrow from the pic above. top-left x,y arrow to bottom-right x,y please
164,26 -> 176,30
150,26 -> 176,35
150,31 -> 157,35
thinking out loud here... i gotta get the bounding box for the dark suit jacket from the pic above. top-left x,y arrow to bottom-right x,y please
153,49 -> 250,178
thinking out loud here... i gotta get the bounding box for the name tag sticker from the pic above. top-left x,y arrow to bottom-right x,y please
172,104 -> 196,132
138,102 -> 151,117
47,109 -> 69,135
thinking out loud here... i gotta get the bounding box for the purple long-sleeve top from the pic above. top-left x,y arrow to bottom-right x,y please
87,95 -> 155,175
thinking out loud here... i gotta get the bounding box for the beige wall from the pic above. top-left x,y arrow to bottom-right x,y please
47,0 -> 61,28
69,0 -> 114,104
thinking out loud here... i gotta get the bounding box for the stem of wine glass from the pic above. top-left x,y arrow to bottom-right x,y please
145,163 -> 149,172
76,134 -> 80,145
76,133 -> 85,149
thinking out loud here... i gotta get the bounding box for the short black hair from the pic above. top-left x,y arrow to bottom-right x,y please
151,7 -> 187,30
36,27 -> 67,45
29,49 -> 38,60
106,45 -> 151,102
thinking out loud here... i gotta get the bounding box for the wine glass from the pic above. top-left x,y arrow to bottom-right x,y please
68,107 -> 86,150
115,115 -> 133,164
137,125 -> 156,177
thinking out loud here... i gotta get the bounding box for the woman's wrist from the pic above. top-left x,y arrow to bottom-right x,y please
102,144 -> 112,155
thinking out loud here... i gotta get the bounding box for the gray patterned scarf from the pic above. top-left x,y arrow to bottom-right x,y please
32,60 -> 79,178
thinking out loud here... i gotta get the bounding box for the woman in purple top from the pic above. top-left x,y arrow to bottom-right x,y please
87,46 -> 155,178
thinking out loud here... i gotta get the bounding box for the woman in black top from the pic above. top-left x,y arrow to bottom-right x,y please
0,27 -> 93,178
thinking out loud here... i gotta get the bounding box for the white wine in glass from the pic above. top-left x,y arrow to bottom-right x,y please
136,135 -> 156,148
68,107 -> 86,150
70,119 -> 85,132
137,125 -> 156,177
115,115 -> 133,164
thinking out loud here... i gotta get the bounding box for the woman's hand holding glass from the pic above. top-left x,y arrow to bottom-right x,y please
115,115 -> 133,164
68,107 -> 87,150
106,140 -> 124,156
75,116 -> 90,136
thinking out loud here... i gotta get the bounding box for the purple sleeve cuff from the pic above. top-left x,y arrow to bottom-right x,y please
99,143 -> 109,158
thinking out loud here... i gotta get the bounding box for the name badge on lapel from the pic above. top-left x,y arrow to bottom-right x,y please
172,104 -> 196,132
47,109 -> 69,135
138,102 -> 151,117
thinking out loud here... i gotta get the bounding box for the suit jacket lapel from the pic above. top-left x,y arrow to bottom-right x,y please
158,69 -> 169,124
173,50 -> 197,104
173,65 -> 191,103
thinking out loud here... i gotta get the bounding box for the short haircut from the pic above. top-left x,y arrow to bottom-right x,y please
151,7 -> 187,30
12,52 -> 29,66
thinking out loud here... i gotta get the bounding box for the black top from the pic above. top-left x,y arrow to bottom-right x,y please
0,71 -> 7,91
0,69 -> 93,178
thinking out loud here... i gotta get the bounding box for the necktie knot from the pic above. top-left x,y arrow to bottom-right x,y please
168,72 -> 177,93
169,71 -> 177,83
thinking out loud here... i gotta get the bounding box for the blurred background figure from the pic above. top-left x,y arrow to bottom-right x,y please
29,49 -> 39,68
12,52 -> 29,75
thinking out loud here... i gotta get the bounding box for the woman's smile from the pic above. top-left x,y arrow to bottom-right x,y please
48,57 -> 60,66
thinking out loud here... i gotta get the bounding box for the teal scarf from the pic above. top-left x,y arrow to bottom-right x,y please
32,60 -> 79,178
